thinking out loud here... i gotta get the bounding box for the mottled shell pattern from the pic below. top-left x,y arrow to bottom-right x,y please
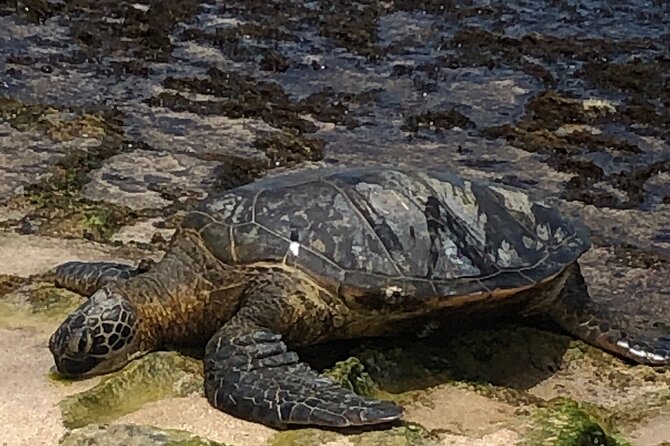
182,167 -> 590,302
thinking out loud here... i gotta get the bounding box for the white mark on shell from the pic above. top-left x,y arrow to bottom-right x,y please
554,226 -> 566,243
490,185 -> 536,224
434,237 -> 479,278
424,177 -> 488,245
522,235 -> 539,250
289,241 -> 300,256
497,240 -> 521,267
131,3 -> 150,11
391,190 -> 409,210
536,224 -> 550,241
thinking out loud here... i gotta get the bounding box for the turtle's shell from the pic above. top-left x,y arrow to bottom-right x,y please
182,167 -> 590,301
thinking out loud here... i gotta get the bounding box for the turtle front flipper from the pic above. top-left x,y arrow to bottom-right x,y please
549,263 -> 670,366
55,261 -> 150,296
204,316 -> 402,428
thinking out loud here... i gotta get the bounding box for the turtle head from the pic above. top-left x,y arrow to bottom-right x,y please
49,288 -> 144,378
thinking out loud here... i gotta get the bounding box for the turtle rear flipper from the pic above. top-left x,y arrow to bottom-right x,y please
204,319 -> 402,428
550,263 -> 670,366
55,261 -> 147,296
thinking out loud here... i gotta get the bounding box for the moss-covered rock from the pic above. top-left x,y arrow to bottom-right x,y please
0,96 -> 141,241
308,323 -> 657,444
0,274 -> 26,297
322,357 -> 380,397
0,281 -> 84,328
58,423 -> 227,446
59,352 -> 203,429
522,399 -> 632,446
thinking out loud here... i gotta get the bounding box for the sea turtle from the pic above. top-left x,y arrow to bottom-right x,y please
49,166 -> 670,428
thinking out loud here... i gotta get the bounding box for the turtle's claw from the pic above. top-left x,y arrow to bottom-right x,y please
611,334 -> 670,366
204,326 -> 403,428
549,263 -> 670,367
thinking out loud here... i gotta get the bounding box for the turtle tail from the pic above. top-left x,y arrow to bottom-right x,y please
549,263 -> 670,366
54,261 -> 152,296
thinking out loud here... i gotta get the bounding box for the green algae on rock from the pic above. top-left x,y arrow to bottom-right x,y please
522,399 -> 632,446
269,429 -> 340,446
58,423 -> 227,446
24,285 -> 84,317
0,274 -> 26,297
323,325 -> 652,444
0,96 -> 141,241
0,282 -> 84,328
402,110 -> 476,133
481,88 -> 670,211
322,357 -> 380,398
59,352 -> 203,429
253,131 -> 325,168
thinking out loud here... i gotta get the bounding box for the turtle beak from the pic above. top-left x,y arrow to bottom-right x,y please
54,356 -> 102,378
49,324 -> 101,378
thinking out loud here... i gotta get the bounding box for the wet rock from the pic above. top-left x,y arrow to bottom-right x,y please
318,0 -> 383,60
253,131 -> 324,168
316,321 -> 666,444
0,98 -> 115,204
402,109 -> 475,133
59,423 -> 226,446
82,150 -> 219,211
482,90 -> 670,210
0,121 -> 64,201
16,197 -> 138,241
129,107 -> 276,161
0,99 -> 140,241
110,218 -> 176,245
152,67 -> 318,134
299,89 -> 379,129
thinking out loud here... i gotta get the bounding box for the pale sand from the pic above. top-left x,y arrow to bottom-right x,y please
0,327 -> 100,446
0,231 -> 152,277
0,321 -> 522,446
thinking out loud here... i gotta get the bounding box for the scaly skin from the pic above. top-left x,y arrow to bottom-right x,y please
54,261 -> 145,296
50,230 -> 669,428
50,229 -> 403,427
